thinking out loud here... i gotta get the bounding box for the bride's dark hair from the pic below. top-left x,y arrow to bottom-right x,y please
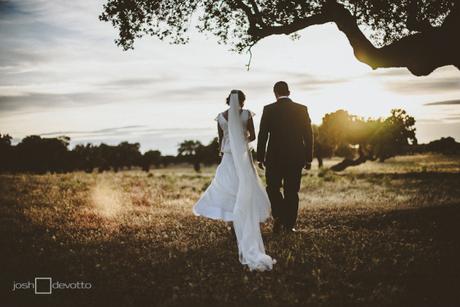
226,90 -> 246,106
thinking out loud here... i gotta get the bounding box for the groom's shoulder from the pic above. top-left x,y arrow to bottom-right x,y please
291,100 -> 309,112
263,102 -> 277,111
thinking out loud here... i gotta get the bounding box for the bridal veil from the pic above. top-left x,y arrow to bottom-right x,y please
228,91 -> 275,271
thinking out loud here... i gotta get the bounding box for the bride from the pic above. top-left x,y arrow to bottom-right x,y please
193,89 -> 275,271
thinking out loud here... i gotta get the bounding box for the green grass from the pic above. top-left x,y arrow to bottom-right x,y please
1,154 -> 460,306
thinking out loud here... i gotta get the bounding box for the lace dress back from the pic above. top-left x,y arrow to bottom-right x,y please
216,109 -> 254,153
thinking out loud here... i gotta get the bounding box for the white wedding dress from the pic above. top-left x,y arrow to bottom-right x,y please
193,93 -> 275,271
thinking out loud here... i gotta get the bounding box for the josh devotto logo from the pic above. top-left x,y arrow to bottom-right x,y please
12,277 -> 92,294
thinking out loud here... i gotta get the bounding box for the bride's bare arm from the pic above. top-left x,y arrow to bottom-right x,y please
247,117 -> 256,142
218,122 -> 223,145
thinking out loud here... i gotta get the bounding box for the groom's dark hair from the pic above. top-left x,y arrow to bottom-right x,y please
273,81 -> 290,96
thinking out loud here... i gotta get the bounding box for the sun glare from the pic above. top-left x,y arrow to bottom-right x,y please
91,180 -> 124,219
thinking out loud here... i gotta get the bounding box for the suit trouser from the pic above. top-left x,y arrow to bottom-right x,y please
265,164 -> 302,228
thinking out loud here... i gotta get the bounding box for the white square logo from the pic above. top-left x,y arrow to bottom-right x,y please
35,277 -> 52,294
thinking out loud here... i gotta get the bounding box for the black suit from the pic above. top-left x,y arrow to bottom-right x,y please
257,97 -> 313,229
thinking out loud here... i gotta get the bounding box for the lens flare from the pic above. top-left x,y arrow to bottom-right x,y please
91,180 -> 124,219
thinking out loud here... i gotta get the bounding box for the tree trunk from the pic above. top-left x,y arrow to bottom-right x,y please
330,145 -> 369,171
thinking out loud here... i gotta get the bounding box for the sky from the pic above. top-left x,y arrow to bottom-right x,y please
1,0 -> 459,154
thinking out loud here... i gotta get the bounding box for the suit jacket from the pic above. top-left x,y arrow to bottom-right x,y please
257,97 -> 313,168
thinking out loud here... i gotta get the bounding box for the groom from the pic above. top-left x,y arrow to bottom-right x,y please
257,81 -> 313,233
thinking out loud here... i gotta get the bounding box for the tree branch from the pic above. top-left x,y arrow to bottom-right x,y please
329,1 -> 459,75
247,0 -> 264,25
250,13 -> 332,39
241,0 -> 459,76
232,0 -> 264,37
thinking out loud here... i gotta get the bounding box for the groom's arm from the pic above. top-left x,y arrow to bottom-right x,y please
302,106 -> 314,164
257,106 -> 269,163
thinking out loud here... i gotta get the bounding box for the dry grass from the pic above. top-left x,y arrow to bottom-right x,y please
1,154 -> 460,307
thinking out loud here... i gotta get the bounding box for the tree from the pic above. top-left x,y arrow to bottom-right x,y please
100,0 -> 459,76
322,109 -> 417,170
73,144 -> 97,173
196,137 -> 220,165
0,134 -> 13,172
411,136 -> 460,154
177,140 -> 203,158
161,155 -> 177,167
371,109 -> 417,161
1,134 -> 218,173
176,138 -> 220,171
312,124 -> 334,168
425,136 -> 460,154
177,139 -> 203,171
15,135 -> 70,173
141,150 -> 162,171
116,141 -> 142,170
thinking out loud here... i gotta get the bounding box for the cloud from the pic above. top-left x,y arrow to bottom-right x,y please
203,68 -> 348,92
0,91 -> 117,112
39,125 -> 147,138
67,130 -> 216,154
0,48 -> 48,69
98,76 -> 175,89
36,125 -> 216,154
39,125 -> 212,139
0,49 -> 49,82
385,77 -> 460,95
296,77 -> 346,90
424,99 -> 460,106
157,85 -> 247,99
416,121 -> 460,143
275,71 -> 347,91
0,0 -> 22,16
443,113 -> 460,121
416,118 -> 443,124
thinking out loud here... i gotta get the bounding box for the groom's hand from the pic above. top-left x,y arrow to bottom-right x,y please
304,163 -> 311,171
257,162 -> 265,170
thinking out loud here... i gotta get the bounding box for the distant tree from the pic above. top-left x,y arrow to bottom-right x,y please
424,136 -> 460,154
3,133 -> 254,173
317,110 -> 375,162
178,140 -> 203,157
177,138 -> 220,171
68,141 -> 142,173
312,125 -> 334,168
161,155 -> 177,167
320,110 -> 351,148
409,136 -> 460,154
0,134 -> 13,172
15,135 -> 70,173
177,140 -> 203,171
371,109 -> 417,162
100,0 -> 460,76
0,134 -> 12,147
73,144 -> 96,173
96,143 -> 115,172
141,150 -> 162,172
196,137 -> 220,165
116,141 -> 142,170
312,109 -> 416,171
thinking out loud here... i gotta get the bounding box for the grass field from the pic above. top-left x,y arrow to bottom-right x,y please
2,154 -> 460,307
